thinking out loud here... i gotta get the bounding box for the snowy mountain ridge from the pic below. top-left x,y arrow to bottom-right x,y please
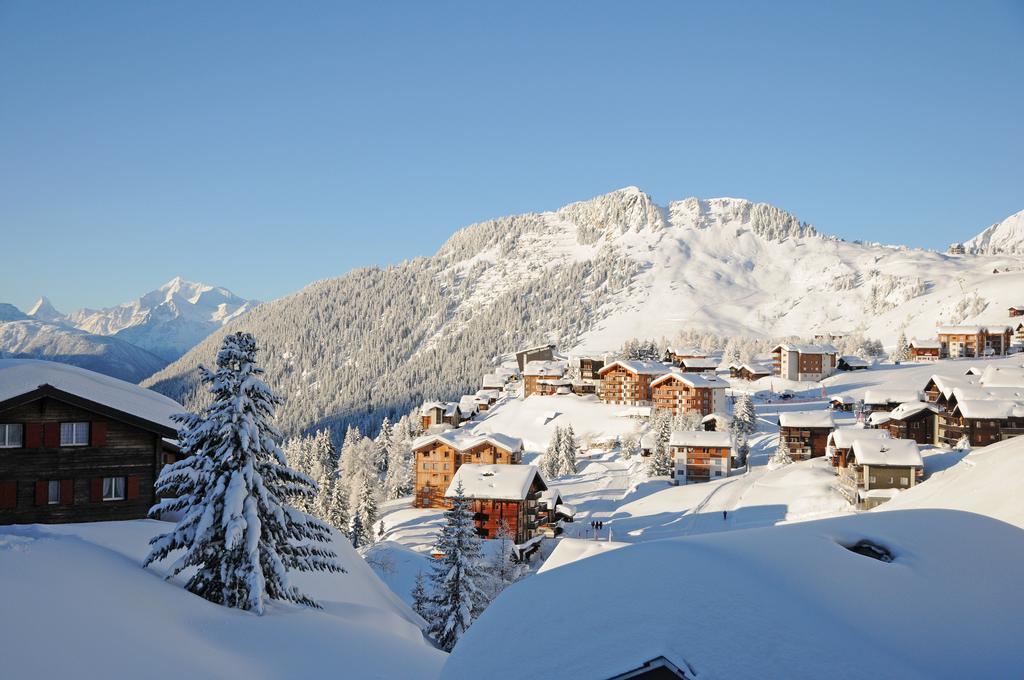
964,208 -> 1024,254
145,187 -> 1024,439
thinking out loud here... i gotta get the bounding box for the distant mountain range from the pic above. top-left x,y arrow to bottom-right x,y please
0,278 -> 258,382
143,187 -> 1024,440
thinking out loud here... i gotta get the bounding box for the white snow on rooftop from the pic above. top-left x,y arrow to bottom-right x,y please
828,426 -> 891,449
778,411 -> 834,429
953,399 -> 1024,419
650,370 -> 725,388
444,464 -> 545,501
979,365 -> 1024,388
412,429 -> 522,453
668,430 -> 733,448
851,438 -> 922,467
598,359 -> 669,376
863,389 -> 923,405
0,359 -> 181,430
887,401 -> 939,420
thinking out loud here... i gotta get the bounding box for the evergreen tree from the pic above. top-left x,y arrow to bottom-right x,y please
374,417 -> 393,477
145,332 -> 343,614
312,465 -> 333,522
541,428 -> 563,479
326,461 -> 350,536
557,424 -> 579,476
384,440 -> 415,500
353,473 -> 378,547
349,511 -> 364,549
735,434 -> 750,468
732,393 -> 757,437
377,519 -> 386,540
769,437 -> 793,468
893,328 -> 910,362
426,481 -> 487,651
647,411 -> 675,477
620,433 -> 638,461
411,570 -> 430,621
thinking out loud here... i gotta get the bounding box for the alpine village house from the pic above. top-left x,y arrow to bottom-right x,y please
412,430 -> 524,508
0,360 -> 181,525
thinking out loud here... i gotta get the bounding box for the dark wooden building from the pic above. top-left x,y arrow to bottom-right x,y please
778,411 -> 835,459
0,361 -> 181,525
884,401 -> 939,446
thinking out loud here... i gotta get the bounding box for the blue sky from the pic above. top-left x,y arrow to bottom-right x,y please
1,1 -> 1022,311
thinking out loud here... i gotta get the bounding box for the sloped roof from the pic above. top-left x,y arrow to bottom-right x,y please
852,438 -> 923,467
909,338 -> 942,349
839,355 -> 870,367
979,366 -> 1024,388
680,357 -> 720,369
863,389 -> 923,405
412,429 -> 523,453
778,411 -> 834,428
650,370 -> 726,389
444,464 -> 546,501
522,360 -> 566,377
668,430 -> 733,448
828,426 -> 891,450
772,343 -> 838,354
888,401 -> 940,421
598,360 -> 669,376
0,359 -> 180,434
953,400 -> 1024,420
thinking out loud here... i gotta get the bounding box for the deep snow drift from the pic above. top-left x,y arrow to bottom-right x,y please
0,520 -> 444,679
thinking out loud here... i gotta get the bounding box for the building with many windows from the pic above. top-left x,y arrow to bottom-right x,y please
412,430 -> 523,508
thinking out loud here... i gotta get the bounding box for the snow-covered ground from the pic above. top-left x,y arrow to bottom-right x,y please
0,520 -> 445,679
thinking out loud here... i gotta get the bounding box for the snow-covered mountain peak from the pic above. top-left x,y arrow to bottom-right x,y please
964,209 -> 1024,254
556,186 -> 665,242
27,296 -> 65,323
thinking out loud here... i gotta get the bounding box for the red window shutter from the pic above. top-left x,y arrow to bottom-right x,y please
25,423 -> 42,449
43,423 -> 60,448
90,422 -> 107,447
35,480 -> 48,506
0,481 -> 16,508
60,479 -> 74,506
126,475 -> 140,501
90,478 -> 103,502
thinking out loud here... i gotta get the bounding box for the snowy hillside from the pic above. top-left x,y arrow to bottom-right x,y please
65,277 -> 259,361
963,208 -> 1024,255
145,188 -> 1024,437
0,520 -> 445,678
0,319 -> 168,383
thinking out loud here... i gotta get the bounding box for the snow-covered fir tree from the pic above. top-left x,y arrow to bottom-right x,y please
426,481 -> 487,651
646,411 -> 675,477
556,424 -> 579,476
411,570 -> 430,621
620,433 -> 639,460
541,428 -> 563,479
892,328 -> 910,362
352,473 -> 379,547
325,460 -> 350,535
374,417 -> 393,478
732,393 -> 757,437
769,437 -> 793,469
484,520 -> 524,602
349,511 -> 364,550
312,465 -> 333,522
144,332 -> 343,614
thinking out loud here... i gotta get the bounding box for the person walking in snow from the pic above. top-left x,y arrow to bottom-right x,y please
722,510 -> 727,521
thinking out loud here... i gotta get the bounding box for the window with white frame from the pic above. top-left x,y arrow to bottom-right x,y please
48,480 -> 60,505
102,476 -> 125,501
60,422 -> 90,446
0,423 -> 23,448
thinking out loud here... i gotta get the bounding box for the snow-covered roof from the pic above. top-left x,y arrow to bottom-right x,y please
888,401 -> 940,421
458,395 -> 480,413
839,355 -> 870,367
828,426 -> 891,450
867,412 -> 892,426
444,464 -> 546,501
909,338 -> 942,349
442,510 -> 1024,679
738,362 -> 772,374
649,370 -> 725,389
598,360 -> 669,376
668,430 -> 733,448
928,373 -> 977,398
0,359 -> 181,432
953,400 -> 1024,420
521,360 -> 565,377
700,412 -> 731,424
952,386 -> 1024,403
680,357 -> 720,369
772,343 -> 838,355
852,438 -> 922,467
863,389 -> 923,405
830,394 -> 855,404
481,373 -> 505,389
412,430 -> 523,453
936,325 -> 983,334
979,365 -> 1024,388
665,346 -> 705,357
778,411 -> 834,429
538,488 -> 562,509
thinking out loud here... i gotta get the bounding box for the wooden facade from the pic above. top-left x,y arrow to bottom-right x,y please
0,388 -> 176,525
937,327 -> 1013,358
460,480 -> 545,544
779,425 -> 832,459
651,375 -> 723,417
598,362 -> 666,406
909,344 -> 941,361
670,443 -> 731,484
885,410 -> 937,446
771,344 -> 838,381
413,438 -> 522,508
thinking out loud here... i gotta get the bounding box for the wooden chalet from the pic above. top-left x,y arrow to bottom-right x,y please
522,360 -> 567,398
537,488 -> 576,536
837,355 -> 869,371
829,395 -> 855,412
841,438 -> 923,509
908,339 -> 941,361
419,401 -> 462,430
884,401 -> 939,445
598,360 -> 669,406
574,355 -> 606,381
1015,322 -> 1024,346
669,430 -> 732,484
678,357 -> 720,374
729,363 -> 772,381
515,344 -> 556,372
826,427 -> 891,469
862,389 -> 924,413
770,344 -> 838,381
650,371 -> 726,417
412,431 -> 523,508
939,400 -> 1024,448
0,360 -> 180,525
445,464 -> 547,545
936,325 -> 1013,358
664,346 -> 707,366
1009,306 -> 1024,318
778,411 -> 835,459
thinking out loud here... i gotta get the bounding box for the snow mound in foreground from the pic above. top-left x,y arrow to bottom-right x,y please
443,508 -> 1024,679
0,519 -> 444,679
